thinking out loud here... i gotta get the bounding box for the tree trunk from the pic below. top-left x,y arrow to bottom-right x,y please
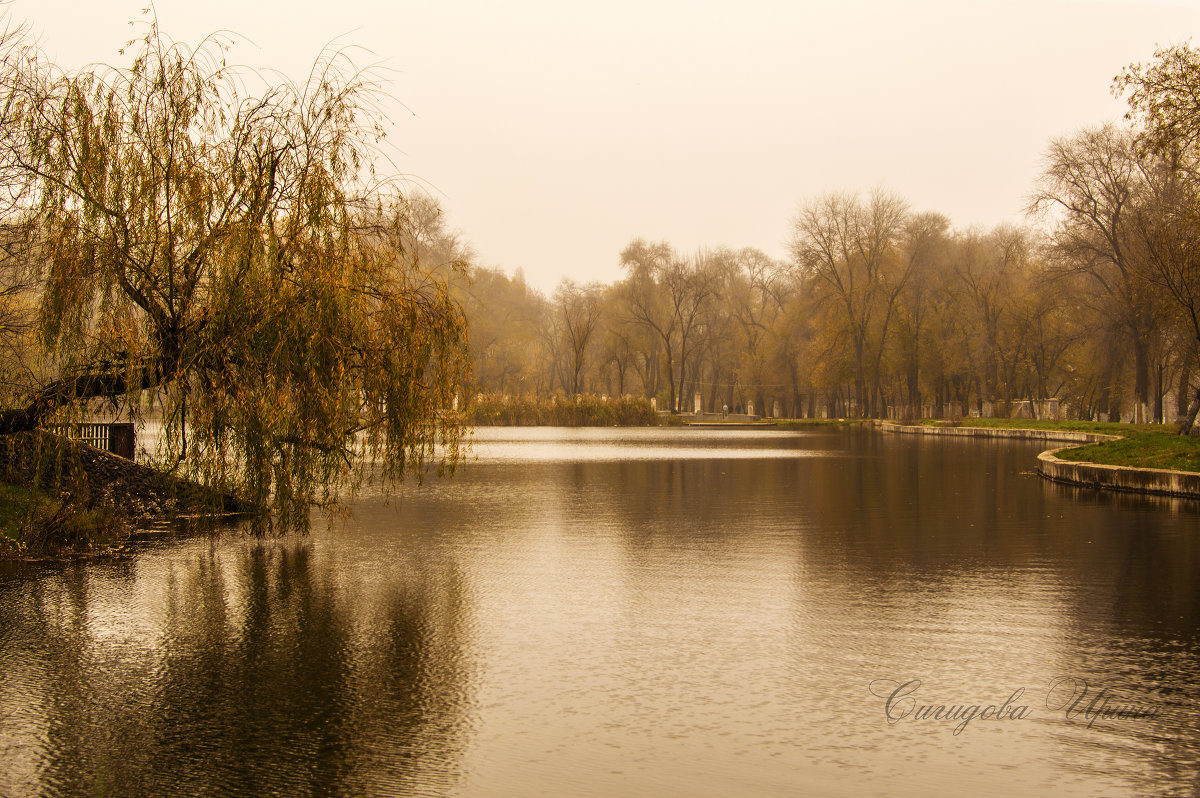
0,364 -> 159,435
1181,387 -> 1200,436
853,335 -> 867,418
1133,336 -> 1150,423
1155,363 -> 1164,424
708,369 -> 721,412
1177,361 -> 1192,423
663,354 -> 676,412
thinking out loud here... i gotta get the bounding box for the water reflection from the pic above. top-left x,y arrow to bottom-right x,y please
1,428 -> 1199,796
0,541 -> 471,797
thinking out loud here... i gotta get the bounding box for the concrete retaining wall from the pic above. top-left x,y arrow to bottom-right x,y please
875,421 -> 1119,445
875,421 -> 1200,500
1037,448 -> 1200,499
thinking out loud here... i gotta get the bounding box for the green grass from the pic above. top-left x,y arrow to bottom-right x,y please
0,480 -> 129,559
0,482 -> 45,555
914,417 -> 1200,473
1057,431 -> 1200,472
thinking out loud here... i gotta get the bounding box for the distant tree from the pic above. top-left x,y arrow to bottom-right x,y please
593,286 -> 640,397
0,19 -> 469,530
620,240 -> 717,412
788,190 -> 915,417
1116,44 -> 1200,432
716,247 -> 791,415
552,279 -> 603,395
456,266 -> 548,396
949,226 -> 1028,411
1125,162 -> 1200,430
892,219 -> 952,413
1030,125 -> 1160,422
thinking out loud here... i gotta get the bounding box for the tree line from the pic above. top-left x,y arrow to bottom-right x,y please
442,46 -> 1200,433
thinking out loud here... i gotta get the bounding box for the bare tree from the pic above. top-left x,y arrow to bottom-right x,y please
553,279 -> 603,395
1030,125 -> 1160,422
1128,162 -> 1200,430
788,189 -> 911,417
620,240 -> 717,412
1116,43 -> 1200,432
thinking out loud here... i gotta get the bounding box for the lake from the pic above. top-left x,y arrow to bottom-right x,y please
1,426 -> 1198,797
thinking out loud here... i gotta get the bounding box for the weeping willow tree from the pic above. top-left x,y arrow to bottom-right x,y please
0,19 -> 470,532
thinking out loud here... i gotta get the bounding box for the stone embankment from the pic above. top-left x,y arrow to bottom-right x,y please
876,421 -> 1200,500
0,430 -> 246,521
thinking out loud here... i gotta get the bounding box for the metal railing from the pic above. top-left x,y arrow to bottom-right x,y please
46,422 -> 136,460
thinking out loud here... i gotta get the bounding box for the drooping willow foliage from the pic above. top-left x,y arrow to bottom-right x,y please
0,18 -> 470,532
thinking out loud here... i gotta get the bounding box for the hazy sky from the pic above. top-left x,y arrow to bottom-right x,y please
11,0 -> 1200,292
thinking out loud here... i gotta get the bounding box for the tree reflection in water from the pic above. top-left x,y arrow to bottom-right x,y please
0,542 -> 471,797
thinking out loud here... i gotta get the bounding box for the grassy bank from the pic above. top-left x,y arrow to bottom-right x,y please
915,418 -> 1200,473
0,481 -> 128,558
0,483 -> 37,554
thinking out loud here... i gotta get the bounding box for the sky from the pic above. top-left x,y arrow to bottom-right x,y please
9,0 -> 1200,293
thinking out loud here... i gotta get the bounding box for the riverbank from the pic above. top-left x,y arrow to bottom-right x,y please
0,480 -> 131,559
878,419 -> 1200,499
909,418 -> 1200,472
0,430 -> 247,559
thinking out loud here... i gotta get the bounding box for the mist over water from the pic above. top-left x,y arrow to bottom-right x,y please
1,428 -> 1198,796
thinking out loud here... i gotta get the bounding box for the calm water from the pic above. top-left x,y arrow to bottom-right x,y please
1,427 -> 1199,797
